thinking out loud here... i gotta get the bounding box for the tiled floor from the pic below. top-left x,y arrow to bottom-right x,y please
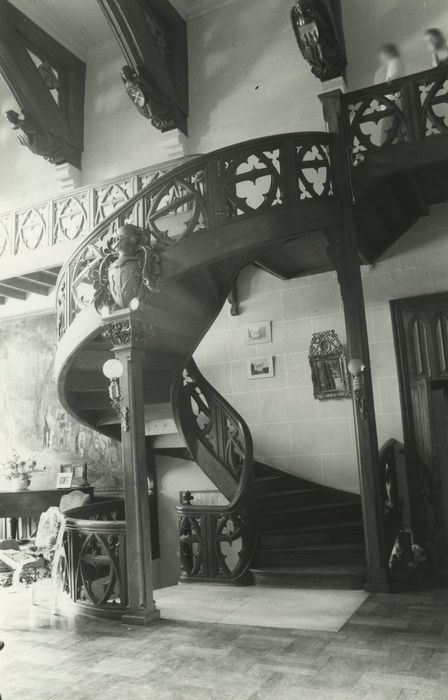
156,584 -> 368,631
2,586 -> 448,699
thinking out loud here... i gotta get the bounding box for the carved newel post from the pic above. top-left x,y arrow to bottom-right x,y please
104,311 -> 160,625
98,224 -> 161,624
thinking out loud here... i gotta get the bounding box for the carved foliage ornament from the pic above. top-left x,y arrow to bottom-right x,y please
309,330 -> 351,400
290,0 -> 347,82
93,224 -> 160,313
102,319 -> 154,348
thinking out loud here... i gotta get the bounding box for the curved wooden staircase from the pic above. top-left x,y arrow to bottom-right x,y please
251,461 -> 364,589
54,65 -> 448,598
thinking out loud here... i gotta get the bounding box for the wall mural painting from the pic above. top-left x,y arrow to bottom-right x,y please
0,314 -> 123,490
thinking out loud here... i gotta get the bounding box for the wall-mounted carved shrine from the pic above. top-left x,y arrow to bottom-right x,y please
309,330 -> 350,400
0,0 -> 85,168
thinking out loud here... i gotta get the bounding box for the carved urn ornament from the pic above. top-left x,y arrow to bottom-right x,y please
94,224 -> 160,313
290,0 -> 347,82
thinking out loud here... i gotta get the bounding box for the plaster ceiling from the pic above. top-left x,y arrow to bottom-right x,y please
7,0 -> 234,59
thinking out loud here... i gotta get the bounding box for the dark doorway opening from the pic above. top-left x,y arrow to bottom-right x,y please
391,292 -> 448,574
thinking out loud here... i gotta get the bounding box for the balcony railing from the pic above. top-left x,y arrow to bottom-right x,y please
341,65 -> 448,155
0,162 -> 183,262
64,499 -> 127,618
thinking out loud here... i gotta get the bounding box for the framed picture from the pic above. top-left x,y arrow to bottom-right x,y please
246,321 -> 272,345
247,356 -> 275,379
56,471 -> 73,489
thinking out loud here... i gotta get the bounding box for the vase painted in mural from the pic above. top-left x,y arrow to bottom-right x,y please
10,476 -> 29,491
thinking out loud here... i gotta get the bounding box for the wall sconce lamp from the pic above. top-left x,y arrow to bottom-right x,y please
348,358 -> 367,421
102,359 -> 129,432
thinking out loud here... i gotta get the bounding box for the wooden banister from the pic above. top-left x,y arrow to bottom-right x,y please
173,360 -> 256,584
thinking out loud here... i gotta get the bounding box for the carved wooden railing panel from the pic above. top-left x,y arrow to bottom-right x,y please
379,439 -> 404,565
0,164 -> 171,260
56,133 -> 336,341
342,65 -> 448,155
173,360 -> 255,584
64,499 -> 127,617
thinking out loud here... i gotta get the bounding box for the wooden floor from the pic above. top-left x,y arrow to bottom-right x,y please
2,588 -> 448,699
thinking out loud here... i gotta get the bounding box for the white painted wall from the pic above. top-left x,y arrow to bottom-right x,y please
344,0 -> 448,89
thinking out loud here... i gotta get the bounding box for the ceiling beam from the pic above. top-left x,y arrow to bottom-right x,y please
0,277 -> 52,296
0,283 -> 27,300
22,270 -> 60,287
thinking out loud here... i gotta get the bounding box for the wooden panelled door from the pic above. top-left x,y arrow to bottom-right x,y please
392,293 -> 448,567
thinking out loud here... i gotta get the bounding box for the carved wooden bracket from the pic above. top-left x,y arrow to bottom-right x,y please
0,0 -> 85,168
98,0 -> 188,135
290,0 -> 347,83
227,281 -> 240,316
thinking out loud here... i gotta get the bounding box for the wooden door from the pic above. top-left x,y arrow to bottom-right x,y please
392,293 -> 448,565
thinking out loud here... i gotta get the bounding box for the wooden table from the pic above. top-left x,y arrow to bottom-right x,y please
0,488 -> 94,539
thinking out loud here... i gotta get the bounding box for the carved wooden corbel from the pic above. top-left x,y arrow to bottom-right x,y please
98,0 -> 188,135
0,0 -> 85,168
290,0 -> 347,82
227,282 -> 240,316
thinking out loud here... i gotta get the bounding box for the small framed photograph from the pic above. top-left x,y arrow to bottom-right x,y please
56,471 -> 73,489
246,321 -> 272,345
247,356 -> 275,380
71,465 -> 84,486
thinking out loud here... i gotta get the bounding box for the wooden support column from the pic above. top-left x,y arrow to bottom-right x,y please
103,311 -> 160,625
326,228 -> 389,592
321,88 -> 389,592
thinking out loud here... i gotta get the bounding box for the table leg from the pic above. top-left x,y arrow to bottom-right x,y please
10,518 -> 18,540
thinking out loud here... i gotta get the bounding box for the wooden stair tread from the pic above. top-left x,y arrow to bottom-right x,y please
256,543 -> 365,554
255,487 -> 322,500
253,473 -> 306,483
262,500 -> 361,516
251,565 -> 365,575
260,520 -> 363,536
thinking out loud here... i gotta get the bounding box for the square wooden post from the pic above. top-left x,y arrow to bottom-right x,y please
103,311 -> 160,625
326,229 -> 389,592
320,87 -> 390,592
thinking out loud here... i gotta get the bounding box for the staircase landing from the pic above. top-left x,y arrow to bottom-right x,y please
154,583 -> 368,631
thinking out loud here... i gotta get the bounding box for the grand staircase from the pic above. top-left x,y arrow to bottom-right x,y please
53,66 -> 448,603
